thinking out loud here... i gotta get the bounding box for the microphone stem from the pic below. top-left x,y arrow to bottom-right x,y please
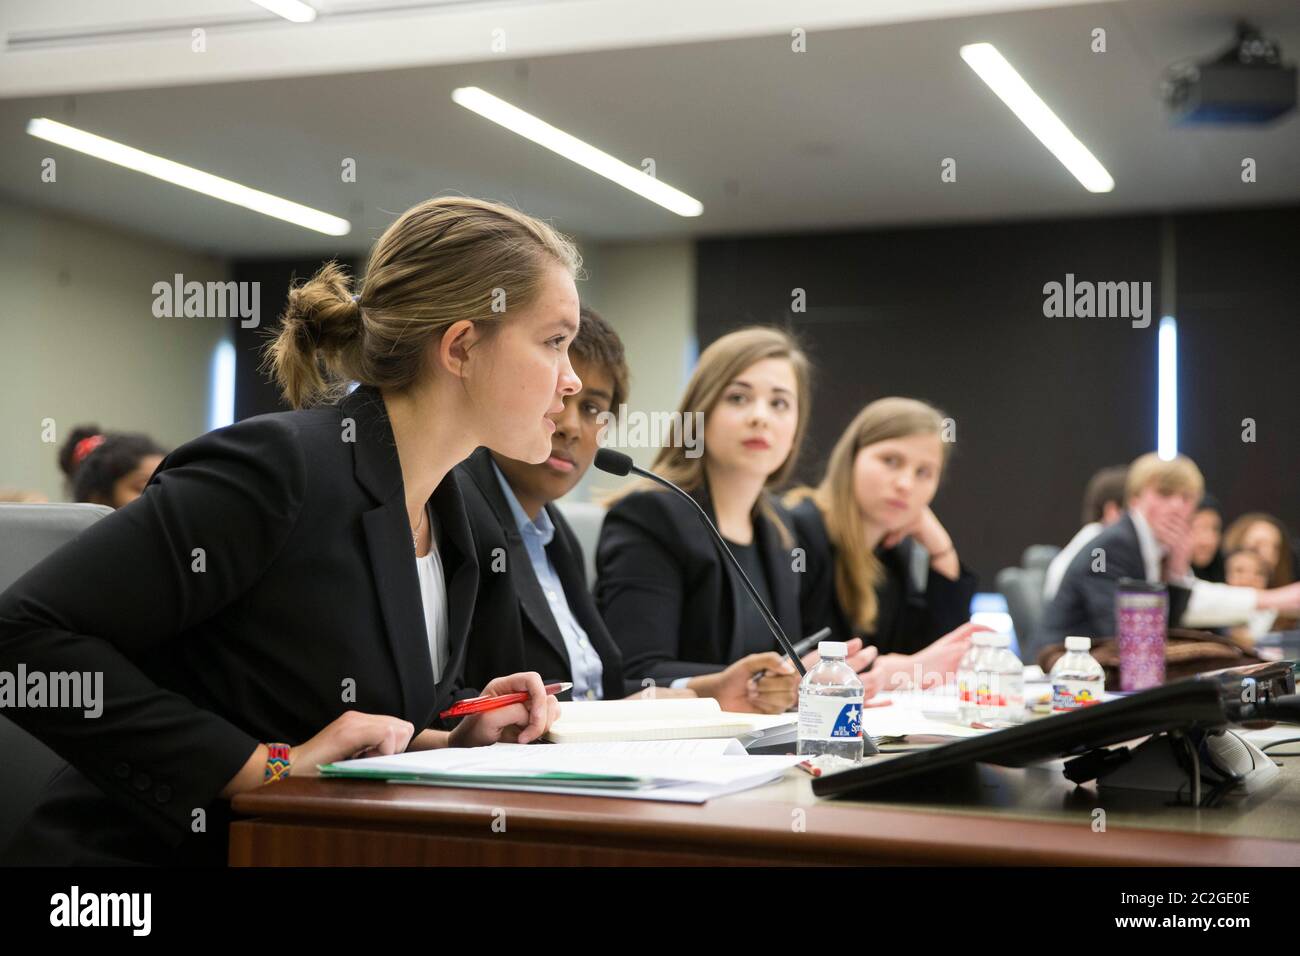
632,466 -> 807,677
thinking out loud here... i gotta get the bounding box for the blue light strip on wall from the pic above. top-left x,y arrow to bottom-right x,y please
209,339 -> 236,432
1157,316 -> 1177,460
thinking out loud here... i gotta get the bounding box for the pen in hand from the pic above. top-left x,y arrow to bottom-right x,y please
439,682 -> 571,720
750,627 -> 833,683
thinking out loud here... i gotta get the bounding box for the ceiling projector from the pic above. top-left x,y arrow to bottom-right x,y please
1163,21 -> 1296,124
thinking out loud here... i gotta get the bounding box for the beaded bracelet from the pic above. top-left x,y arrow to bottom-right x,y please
264,743 -> 292,783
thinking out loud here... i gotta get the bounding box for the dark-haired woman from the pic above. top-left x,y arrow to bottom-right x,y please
0,196 -> 579,865
58,426 -> 165,508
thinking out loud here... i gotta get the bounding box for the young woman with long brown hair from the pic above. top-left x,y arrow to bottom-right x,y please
786,397 -> 985,694
596,326 -> 874,713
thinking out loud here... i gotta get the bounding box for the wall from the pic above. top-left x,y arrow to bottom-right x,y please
575,238 -> 696,502
697,208 -> 1300,579
0,197 -> 229,501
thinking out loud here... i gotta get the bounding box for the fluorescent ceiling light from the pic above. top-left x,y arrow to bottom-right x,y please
451,86 -> 703,217
250,0 -> 317,23
959,42 -> 1114,194
26,118 -> 350,236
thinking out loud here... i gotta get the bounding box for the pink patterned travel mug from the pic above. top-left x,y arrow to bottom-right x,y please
1116,579 -> 1168,691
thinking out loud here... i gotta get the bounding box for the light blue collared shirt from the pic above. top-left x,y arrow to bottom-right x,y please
491,461 -> 605,700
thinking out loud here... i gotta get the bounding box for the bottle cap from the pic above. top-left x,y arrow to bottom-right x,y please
1064,636 -> 1092,651
987,632 -> 1010,648
818,640 -> 848,658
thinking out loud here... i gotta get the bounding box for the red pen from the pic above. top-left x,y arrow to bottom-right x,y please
439,682 -> 571,720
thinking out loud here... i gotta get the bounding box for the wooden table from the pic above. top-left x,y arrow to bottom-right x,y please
229,753 -> 1300,866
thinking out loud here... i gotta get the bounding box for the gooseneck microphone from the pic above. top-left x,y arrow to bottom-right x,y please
593,448 -> 807,677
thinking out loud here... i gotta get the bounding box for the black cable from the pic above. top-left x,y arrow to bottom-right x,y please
632,466 -> 807,676
1260,736 -> 1300,758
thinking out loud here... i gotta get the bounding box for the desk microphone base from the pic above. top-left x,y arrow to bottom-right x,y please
1086,729 -> 1280,796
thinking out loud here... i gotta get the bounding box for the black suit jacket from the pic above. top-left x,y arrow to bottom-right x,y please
594,481 -> 803,684
787,497 -> 978,656
455,448 -> 625,701
0,386 -> 478,864
1041,512 -> 1192,647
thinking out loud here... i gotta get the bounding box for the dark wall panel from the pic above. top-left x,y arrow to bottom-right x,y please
230,257 -> 362,421
1176,207 -> 1300,542
696,210 -> 1295,580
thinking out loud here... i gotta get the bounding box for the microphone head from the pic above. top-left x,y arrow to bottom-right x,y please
593,448 -> 634,477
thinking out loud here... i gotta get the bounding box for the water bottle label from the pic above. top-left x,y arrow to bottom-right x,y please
798,695 -> 864,741
957,676 -> 973,703
976,675 -> 1023,710
1051,679 -> 1103,711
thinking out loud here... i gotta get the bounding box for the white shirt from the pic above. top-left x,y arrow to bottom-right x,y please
414,506 -> 451,685
1129,509 -> 1259,628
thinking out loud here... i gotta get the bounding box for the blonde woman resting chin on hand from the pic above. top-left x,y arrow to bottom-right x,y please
786,397 -> 988,695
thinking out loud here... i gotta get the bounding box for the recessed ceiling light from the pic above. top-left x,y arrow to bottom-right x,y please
451,86 -> 703,217
960,42 -> 1114,193
26,118 -> 350,236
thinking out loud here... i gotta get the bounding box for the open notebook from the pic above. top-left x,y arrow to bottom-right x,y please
544,698 -> 795,743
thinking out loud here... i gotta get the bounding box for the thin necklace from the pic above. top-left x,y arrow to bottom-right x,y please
412,505 -> 426,550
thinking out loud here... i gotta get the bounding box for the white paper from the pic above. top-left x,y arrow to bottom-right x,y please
325,738 -> 800,785
552,698 -> 723,723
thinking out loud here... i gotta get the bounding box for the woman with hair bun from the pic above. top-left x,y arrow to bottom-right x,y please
57,425 -> 165,508
0,196 -> 582,864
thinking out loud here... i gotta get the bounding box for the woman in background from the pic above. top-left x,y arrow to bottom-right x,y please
596,326 -> 874,714
1224,512 -> 1298,631
1190,495 -> 1226,583
786,397 -> 985,695
1224,513 -> 1296,589
59,426 -> 165,508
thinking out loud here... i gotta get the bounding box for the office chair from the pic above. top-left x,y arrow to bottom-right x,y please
552,499 -> 606,590
997,564 -> 1050,661
0,502 -> 112,856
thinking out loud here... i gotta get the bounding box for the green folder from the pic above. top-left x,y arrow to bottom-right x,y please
319,765 -> 650,790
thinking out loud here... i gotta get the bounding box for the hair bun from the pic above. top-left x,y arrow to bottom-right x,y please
59,424 -> 102,477
263,260 -> 365,410
283,262 -> 362,352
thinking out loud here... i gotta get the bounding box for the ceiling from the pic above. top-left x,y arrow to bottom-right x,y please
1,0 -> 1297,257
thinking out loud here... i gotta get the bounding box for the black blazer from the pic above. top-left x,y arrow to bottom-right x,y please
455,447 -> 626,701
0,386 -> 478,865
1042,512 -> 1191,647
594,481 -> 802,685
788,497 -> 978,657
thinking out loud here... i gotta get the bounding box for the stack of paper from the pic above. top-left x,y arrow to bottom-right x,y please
320,738 -> 803,803
543,698 -> 795,743
867,690 -> 987,740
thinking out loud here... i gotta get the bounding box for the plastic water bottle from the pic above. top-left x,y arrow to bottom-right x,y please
976,633 -> 1025,726
797,641 -> 866,761
955,633 -> 992,726
1050,636 -> 1106,712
